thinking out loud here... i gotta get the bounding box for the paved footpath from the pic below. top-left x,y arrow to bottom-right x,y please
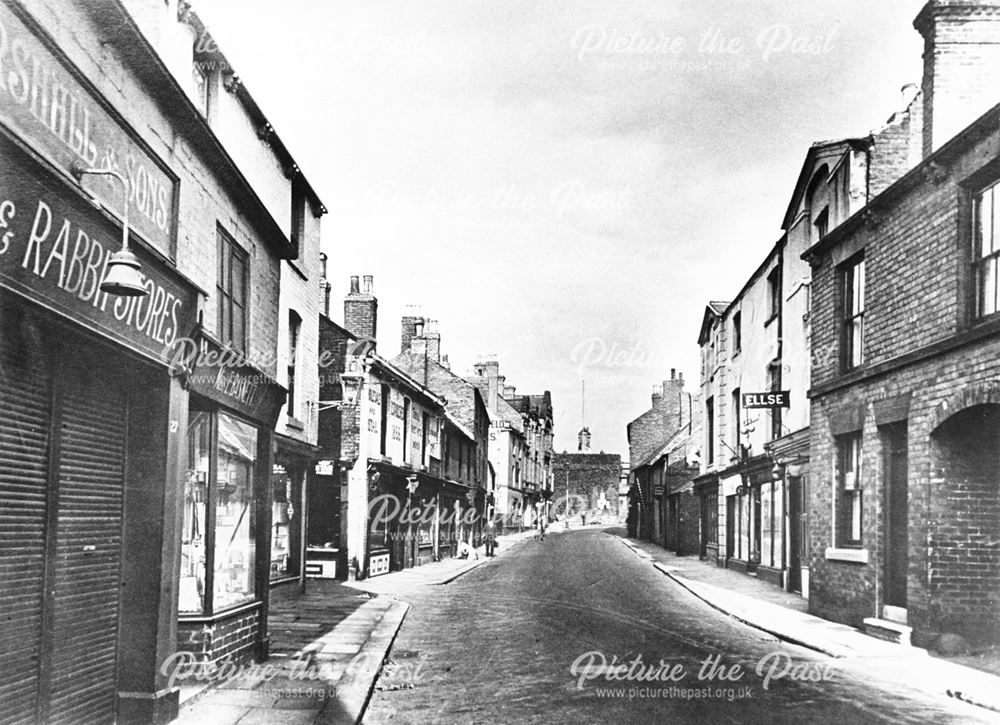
174,530 -> 536,725
614,531 -> 1000,716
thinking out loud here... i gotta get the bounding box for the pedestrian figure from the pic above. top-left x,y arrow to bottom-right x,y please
484,519 -> 497,557
538,517 -> 546,541
581,511 -> 587,526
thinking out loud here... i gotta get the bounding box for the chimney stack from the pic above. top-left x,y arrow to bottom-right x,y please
425,319 -> 441,363
319,252 -> 331,317
578,426 -> 592,452
503,384 -> 517,399
344,274 -> 377,342
914,0 -> 1000,157
400,305 -> 424,354
472,358 -> 501,412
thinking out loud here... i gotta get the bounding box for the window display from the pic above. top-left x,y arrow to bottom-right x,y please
215,413 -> 257,610
180,412 -> 210,614
271,465 -> 301,581
179,410 -> 258,615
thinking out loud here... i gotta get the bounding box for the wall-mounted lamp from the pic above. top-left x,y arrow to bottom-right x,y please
317,357 -> 366,411
70,161 -> 148,297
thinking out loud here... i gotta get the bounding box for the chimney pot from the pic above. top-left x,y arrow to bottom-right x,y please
363,275 -> 373,294
349,275 -> 360,295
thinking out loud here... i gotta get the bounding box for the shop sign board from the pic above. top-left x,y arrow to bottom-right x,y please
0,133 -> 196,362
0,2 -> 178,257
742,391 -> 790,408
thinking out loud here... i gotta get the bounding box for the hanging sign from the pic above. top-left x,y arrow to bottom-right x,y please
742,391 -> 790,408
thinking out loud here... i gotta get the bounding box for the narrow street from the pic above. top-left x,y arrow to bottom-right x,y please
365,528 -> 996,725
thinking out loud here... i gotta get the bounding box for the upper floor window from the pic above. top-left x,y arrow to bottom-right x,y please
841,254 -> 865,370
217,228 -> 248,352
705,397 -> 715,466
731,387 -> 741,454
732,312 -> 742,354
767,363 -> 782,441
836,432 -> 863,547
767,265 -> 782,321
974,181 -> 1000,318
290,186 -> 307,257
814,206 -> 829,241
287,311 -> 301,418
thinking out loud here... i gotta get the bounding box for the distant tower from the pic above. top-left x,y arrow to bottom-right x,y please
577,379 -> 591,450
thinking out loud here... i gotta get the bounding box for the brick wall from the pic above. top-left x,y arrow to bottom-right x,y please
177,608 -> 262,672
552,453 -> 621,517
915,0 -> 1000,156
808,110 -> 1000,641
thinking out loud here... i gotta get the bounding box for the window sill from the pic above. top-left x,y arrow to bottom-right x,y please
825,547 -> 869,564
285,416 -> 305,431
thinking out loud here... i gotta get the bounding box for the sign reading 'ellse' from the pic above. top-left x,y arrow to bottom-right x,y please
742,391 -> 791,408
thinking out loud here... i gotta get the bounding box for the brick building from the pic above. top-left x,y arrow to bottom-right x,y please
552,429 -> 622,525
803,0 -> 1000,648
693,59 -> 923,594
315,278 -> 483,580
626,369 -> 693,539
0,0 -> 326,721
505,388 -> 556,526
468,358 -> 531,529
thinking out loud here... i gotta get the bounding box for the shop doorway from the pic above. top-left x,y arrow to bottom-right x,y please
0,330 -> 127,724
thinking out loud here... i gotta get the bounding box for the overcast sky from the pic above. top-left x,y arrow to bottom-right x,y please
195,0 -> 927,454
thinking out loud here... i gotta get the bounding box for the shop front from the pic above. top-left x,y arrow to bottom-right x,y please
720,459 -> 785,586
0,73 -> 198,725
270,435 -> 318,587
176,333 -> 285,669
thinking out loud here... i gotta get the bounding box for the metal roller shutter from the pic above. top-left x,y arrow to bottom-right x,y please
47,352 -> 126,725
0,339 -> 52,725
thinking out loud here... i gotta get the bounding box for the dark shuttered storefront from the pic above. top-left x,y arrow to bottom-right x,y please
0,314 -> 127,725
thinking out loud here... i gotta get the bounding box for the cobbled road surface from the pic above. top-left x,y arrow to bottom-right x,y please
364,528 -> 999,725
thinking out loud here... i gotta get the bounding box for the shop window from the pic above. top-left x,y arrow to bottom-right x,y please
180,411 -> 258,615
217,228 -> 248,352
704,491 -> 718,546
974,180 -> 1000,318
271,465 -> 300,581
836,433 -> 864,547
841,254 -> 865,370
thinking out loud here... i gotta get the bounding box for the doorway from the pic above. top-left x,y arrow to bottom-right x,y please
883,423 -> 909,608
